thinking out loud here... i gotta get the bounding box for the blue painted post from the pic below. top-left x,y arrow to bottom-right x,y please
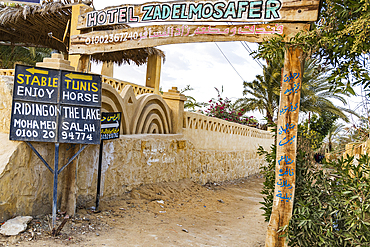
95,140 -> 104,211
52,143 -> 60,228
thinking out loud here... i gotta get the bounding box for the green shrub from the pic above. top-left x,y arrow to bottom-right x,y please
259,138 -> 370,246
258,144 -> 276,222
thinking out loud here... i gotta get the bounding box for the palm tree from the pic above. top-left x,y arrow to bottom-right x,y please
299,59 -> 356,122
324,122 -> 344,152
236,58 -> 356,123
235,59 -> 281,123
0,45 -> 51,69
180,85 -> 206,111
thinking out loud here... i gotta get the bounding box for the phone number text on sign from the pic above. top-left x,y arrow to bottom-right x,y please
83,24 -> 284,46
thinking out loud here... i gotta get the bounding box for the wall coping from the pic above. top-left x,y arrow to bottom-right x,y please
183,111 -> 273,139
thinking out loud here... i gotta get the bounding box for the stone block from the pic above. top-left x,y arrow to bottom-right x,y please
0,216 -> 32,236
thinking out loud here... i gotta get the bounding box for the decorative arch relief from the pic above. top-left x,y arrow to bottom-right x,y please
102,83 -> 172,135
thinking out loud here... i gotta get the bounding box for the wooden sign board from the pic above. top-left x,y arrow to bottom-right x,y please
77,0 -> 321,30
9,64 -> 102,144
70,23 -> 309,55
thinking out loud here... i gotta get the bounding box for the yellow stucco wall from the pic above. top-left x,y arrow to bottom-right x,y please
343,140 -> 370,157
0,74 -> 273,221
0,133 -> 270,221
0,76 -> 12,134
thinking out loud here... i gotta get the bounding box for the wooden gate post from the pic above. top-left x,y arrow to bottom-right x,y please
265,46 -> 304,247
61,3 -> 93,216
146,54 -> 162,95
68,4 -> 93,73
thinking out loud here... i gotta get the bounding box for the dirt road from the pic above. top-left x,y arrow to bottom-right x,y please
0,175 -> 267,246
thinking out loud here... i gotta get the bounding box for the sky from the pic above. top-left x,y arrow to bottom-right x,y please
91,0 -> 266,120
90,0 -> 364,125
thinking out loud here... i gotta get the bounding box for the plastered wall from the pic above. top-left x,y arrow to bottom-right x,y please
0,133 -> 271,221
0,74 -> 273,221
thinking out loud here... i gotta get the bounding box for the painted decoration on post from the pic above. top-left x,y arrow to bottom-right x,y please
265,47 -> 303,246
101,112 -> 121,140
77,0 -> 321,29
9,65 -> 102,145
275,70 -> 302,203
70,23 -> 309,55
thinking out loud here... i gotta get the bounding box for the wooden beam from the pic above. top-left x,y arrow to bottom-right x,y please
146,54 -> 162,95
63,19 -> 71,43
68,4 -> 93,71
77,0 -> 321,30
69,23 -> 309,55
265,46 -> 304,247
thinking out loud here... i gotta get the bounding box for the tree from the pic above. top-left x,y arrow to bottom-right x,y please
237,58 -> 355,124
254,1 -> 370,95
324,122 -> 344,152
298,112 -> 339,150
299,59 -> 359,122
235,59 -> 281,123
0,45 -> 51,69
312,0 -> 370,93
204,87 -> 258,125
179,85 -> 206,111
259,138 -> 370,246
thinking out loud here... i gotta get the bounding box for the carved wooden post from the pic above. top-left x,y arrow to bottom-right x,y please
265,47 -> 304,247
146,54 -> 162,95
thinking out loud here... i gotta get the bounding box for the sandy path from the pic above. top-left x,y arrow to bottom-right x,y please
0,175 -> 267,247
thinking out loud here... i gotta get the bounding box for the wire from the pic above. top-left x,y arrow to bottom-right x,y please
201,20 -> 245,82
214,42 -> 245,82
237,36 -> 282,86
240,41 -> 264,68
225,22 -> 265,69
239,40 -> 283,86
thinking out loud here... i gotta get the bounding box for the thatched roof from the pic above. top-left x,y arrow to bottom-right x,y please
0,1 -> 164,66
